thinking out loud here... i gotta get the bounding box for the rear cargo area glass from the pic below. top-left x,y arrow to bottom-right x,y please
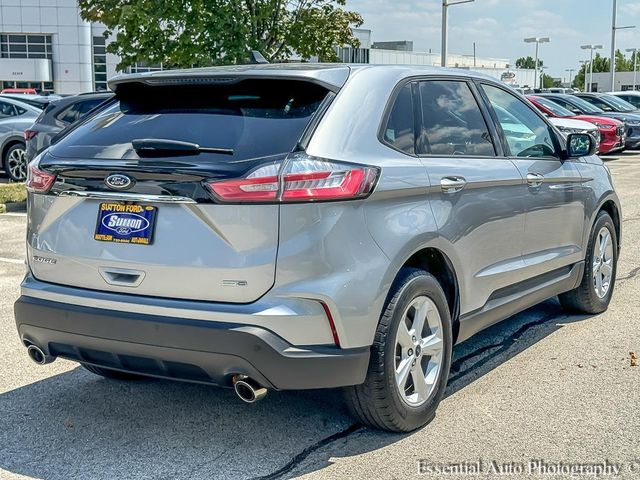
50,79 -> 329,162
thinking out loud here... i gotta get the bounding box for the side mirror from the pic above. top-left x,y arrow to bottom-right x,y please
565,133 -> 596,158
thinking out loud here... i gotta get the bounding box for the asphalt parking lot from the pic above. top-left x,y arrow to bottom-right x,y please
0,152 -> 639,480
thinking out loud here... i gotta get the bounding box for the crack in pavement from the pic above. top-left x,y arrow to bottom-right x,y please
448,312 -> 565,384
249,423 -> 363,480
617,266 -> 640,283
622,215 -> 640,223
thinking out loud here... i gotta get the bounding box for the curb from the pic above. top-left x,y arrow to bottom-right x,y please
0,201 -> 26,214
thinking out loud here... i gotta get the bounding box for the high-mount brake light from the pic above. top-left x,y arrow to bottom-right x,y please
206,155 -> 379,203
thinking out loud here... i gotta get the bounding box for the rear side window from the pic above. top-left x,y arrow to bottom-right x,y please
0,101 -> 16,117
382,84 -> 415,154
417,80 -> 495,156
56,103 -> 81,124
51,80 -> 330,162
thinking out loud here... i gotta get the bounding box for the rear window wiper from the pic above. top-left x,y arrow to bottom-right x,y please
132,138 -> 234,157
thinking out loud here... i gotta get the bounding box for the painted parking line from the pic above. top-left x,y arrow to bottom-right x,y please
0,212 -> 27,217
0,257 -> 24,265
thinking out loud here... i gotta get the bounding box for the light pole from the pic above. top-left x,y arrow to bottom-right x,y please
539,66 -> 548,89
524,37 -> 550,89
626,47 -> 639,91
579,60 -> 589,92
581,44 -> 603,92
610,0 -> 636,91
441,0 -> 475,67
565,68 -> 575,87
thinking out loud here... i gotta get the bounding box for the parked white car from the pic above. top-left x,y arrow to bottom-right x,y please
548,117 -> 601,148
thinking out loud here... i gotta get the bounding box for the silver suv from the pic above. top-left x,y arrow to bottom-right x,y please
15,65 -> 621,432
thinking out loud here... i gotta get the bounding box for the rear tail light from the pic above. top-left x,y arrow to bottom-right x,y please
24,129 -> 37,140
206,154 -> 379,203
25,159 -> 56,193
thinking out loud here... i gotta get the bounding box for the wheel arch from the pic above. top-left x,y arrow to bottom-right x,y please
1,135 -> 26,168
394,247 -> 461,343
598,199 -> 621,252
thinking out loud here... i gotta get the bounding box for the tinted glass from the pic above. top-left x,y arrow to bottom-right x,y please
483,84 -> 557,158
56,104 -> 81,124
417,80 -> 494,156
0,101 -> 16,117
77,98 -> 104,115
531,97 -> 574,117
579,96 -> 614,112
620,95 -> 640,108
562,96 -> 605,114
51,80 -> 329,162
383,84 -> 415,154
602,94 -> 636,112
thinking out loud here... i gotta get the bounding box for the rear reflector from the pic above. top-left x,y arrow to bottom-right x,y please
320,302 -> 341,347
206,154 -> 379,203
26,160 -> 56,193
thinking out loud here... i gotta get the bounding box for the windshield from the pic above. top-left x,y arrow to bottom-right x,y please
602,94 -> 636,112
534,97 -> 574,117
568,96 -> 605,114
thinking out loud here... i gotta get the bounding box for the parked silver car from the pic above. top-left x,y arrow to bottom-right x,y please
15,65 -> 621,432
0,96 -> 40,181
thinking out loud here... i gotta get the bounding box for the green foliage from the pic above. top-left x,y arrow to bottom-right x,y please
541,74 -> 555,88
515,56 -> 543,69
572,50 -> 640,89
78,0 -> 364,70
0,183 -> 26,204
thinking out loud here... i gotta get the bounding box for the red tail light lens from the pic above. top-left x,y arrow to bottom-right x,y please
24,130 -> 37,140
206,155 -> 379,203
25,161 -> 56,193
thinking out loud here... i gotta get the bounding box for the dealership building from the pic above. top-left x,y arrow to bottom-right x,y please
0,0 -> 126,94
1,4 -> 536,94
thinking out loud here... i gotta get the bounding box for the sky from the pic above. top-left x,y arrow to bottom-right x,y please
348,0 -> 640,81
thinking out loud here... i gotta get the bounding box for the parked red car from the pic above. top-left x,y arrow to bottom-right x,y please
1,88 -> 37,94
527,95 -> 625,154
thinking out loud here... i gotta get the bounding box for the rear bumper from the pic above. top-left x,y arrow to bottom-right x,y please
14,295 -> 369,390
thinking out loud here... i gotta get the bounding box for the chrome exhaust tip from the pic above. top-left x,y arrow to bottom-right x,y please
26,345 -> 54,365
232,375 -> 267,404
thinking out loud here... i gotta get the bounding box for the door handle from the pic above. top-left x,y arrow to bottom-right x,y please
440,176 -> 467,193
526,173 -> 544,188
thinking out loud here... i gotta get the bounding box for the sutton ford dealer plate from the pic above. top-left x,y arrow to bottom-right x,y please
94,203 -> 157,245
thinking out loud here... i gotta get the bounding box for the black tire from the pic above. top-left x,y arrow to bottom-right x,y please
345,269 -> 453,432
81,364 -> 145,380
559,211 -> 618,314
4,143 -> 27,182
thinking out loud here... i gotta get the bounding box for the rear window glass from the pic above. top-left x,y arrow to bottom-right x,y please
50,80 -> 330,161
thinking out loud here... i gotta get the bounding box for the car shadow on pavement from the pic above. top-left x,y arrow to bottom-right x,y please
0,299 -> 590,480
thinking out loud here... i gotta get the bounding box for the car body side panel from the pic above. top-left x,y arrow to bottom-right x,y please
510,158 -> 587,276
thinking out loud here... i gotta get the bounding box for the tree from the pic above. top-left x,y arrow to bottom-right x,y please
79,0 -> 364,70
571,50 -> 636,89
542,74 -> 555,88
515,56 -> 543,69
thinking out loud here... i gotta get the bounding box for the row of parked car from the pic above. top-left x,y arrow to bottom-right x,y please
2,84 -> 640,183
523,91 -> 640,155
0,91 -> 112,181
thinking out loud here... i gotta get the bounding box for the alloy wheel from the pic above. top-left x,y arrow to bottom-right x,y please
394,296 -> 444,407
593,226 -> 614,299
7,146 -> 27,181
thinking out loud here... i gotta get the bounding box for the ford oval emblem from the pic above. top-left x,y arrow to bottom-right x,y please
105,173 -> 133,190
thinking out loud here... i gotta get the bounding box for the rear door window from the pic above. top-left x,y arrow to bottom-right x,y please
51,80 -> 330,163
417,80 -> 495,156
